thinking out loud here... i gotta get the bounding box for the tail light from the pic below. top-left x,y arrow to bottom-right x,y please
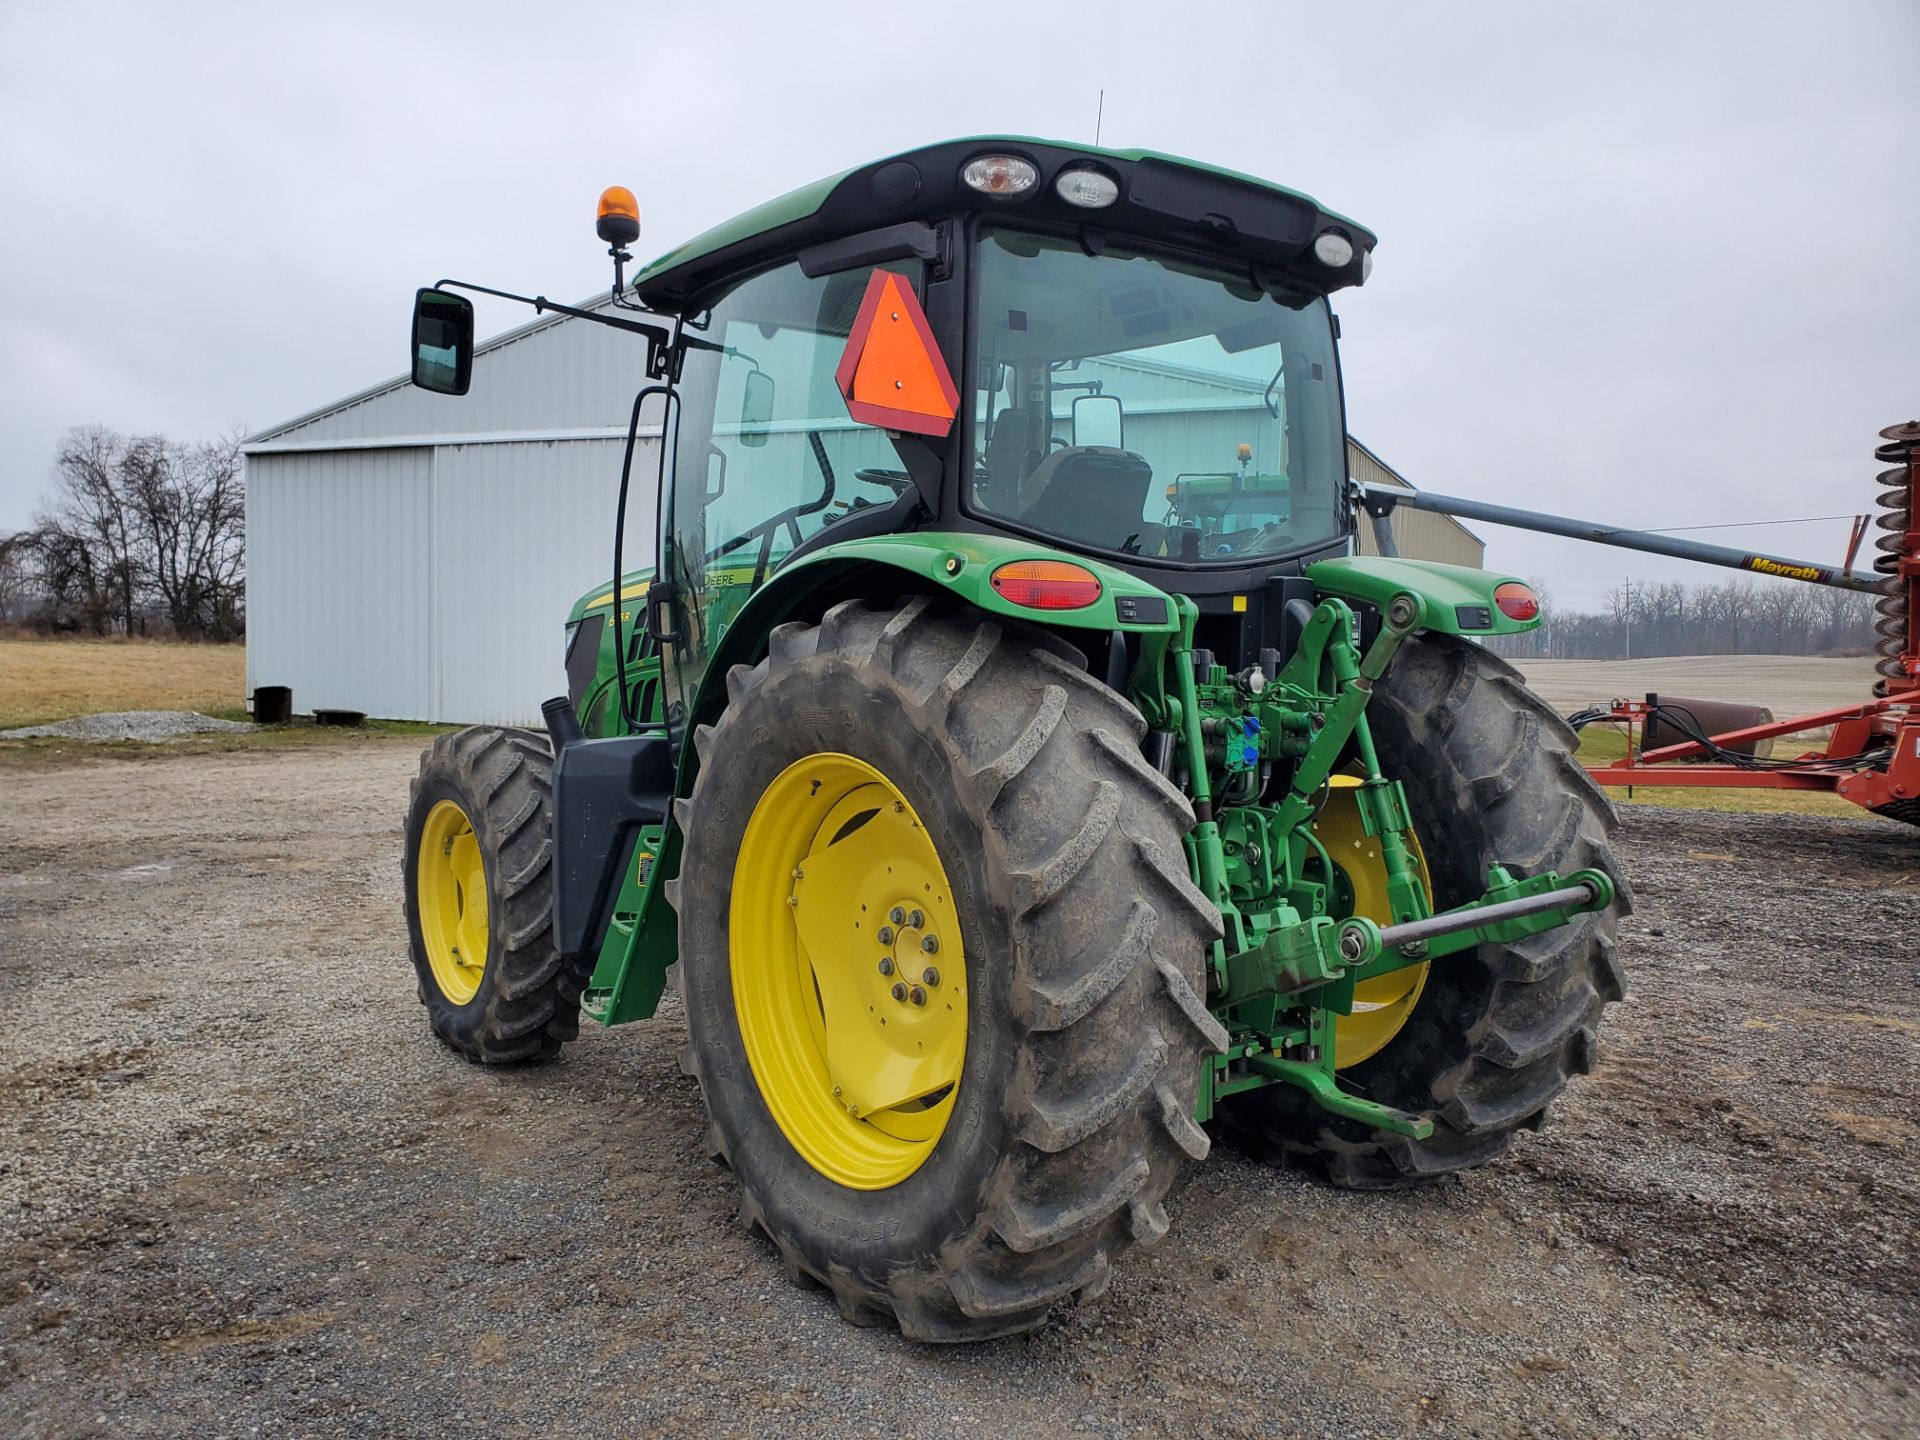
1493,582 -> 1540,622
990,559 -> 1103,610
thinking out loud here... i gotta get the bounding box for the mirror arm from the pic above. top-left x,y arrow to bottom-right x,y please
433,277 -> 675,378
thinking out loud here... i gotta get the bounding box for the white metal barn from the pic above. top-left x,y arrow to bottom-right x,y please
244,298 -> 663,726
244,305 -> 1479,726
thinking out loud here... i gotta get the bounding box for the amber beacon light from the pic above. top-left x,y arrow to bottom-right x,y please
596,186 -> 641,248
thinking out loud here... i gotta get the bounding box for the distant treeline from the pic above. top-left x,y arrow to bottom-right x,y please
0,427 -> 245,640
1484,575 -> 1880,661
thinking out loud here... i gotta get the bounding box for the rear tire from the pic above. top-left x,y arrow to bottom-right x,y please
1221,634 -> 1629,1186
670,598 -> 1227,1340
402,727 -> 588,1064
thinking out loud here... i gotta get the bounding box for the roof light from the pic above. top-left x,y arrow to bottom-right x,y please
1312,231 -> 1354,268
1494,582 -> 1540,622
1361,247 -> 1374,282
990,559 -> 1103,610
962,155 -> 1038,198
596,186 -> 641,247
1054,165 -> 1118,209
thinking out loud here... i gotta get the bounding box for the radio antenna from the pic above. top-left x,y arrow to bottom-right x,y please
1095,89 -> 1105,146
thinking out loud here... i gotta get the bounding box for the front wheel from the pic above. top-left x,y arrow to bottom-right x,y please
402,727 -> 588,1064
670,598 -> 1226,1340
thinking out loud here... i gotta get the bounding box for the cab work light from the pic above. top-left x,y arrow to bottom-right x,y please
1493,581 -> 1540,621
990,559 -> 1103,610
961,154 -> 1038,198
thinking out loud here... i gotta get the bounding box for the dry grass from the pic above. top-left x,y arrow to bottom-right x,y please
1571,724 -> 1884,821
0,637 -> 246,728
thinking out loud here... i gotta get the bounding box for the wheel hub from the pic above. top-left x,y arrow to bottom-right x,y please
732,753 -> 968,1189
416,799 -> 488,1005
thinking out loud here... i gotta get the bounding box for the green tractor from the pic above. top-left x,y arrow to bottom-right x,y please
400,138 -> 1625,1341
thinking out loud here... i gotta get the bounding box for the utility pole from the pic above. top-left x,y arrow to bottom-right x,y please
1623,576 -> 1632,661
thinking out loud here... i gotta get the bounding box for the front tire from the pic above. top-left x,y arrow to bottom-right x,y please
670,598 -> 1227,1340
402,727 -> 588,1064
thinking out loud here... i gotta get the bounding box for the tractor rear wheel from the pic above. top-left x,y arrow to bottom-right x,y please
1222,634 -> 1629,1187
669,597 -> 1226,1340
402,727 -> 588,1064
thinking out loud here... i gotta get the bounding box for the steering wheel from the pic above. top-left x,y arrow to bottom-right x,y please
854,467 -> 913,495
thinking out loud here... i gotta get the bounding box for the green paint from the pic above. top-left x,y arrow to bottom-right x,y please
1306,555 -> 1540,636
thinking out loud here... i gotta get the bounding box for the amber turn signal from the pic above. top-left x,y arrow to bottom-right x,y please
596,186 -> 641,247
990,559 -> 1103,611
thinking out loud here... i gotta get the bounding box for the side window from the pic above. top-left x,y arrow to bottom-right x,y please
665,259 -> 924,716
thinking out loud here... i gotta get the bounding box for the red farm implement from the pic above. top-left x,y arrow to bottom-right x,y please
1358,422 -> 1920,826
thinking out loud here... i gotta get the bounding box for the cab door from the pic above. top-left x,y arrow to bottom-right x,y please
654,258 -> 925,743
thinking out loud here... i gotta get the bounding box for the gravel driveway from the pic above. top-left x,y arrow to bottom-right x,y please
1,742 -> 1915,1438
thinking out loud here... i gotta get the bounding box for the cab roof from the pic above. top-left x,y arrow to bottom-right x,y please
632,135 -> 1376,312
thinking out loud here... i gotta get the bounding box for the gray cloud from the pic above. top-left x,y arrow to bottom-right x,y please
3,0 -> 1914,607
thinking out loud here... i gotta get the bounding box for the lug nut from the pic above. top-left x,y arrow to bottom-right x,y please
922,967 -> 940,986
889,906 -> 907,926
920,934 -> 939,954
908,909 -> 924,928
908,986 -> 927,1006
890,981 -> 909,1002
877,926 -> 895,946
878,957 -> 895,976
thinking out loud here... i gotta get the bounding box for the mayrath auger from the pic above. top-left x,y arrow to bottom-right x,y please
400,138 -> 1628,1341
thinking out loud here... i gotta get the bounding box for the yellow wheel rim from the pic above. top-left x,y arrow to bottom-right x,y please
731,753 -> 968,1190
1316,777 -> 1432,1069
417,799 -> 489,1005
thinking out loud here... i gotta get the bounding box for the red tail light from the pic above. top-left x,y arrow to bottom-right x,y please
990,559 -> 1103,610
1493,582 -> 1540,621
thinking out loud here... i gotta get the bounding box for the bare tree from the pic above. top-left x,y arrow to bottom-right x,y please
123,432 -> 246,639
20,426 -> 246,638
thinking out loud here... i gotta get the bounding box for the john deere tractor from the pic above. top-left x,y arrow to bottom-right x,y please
401,138 -> 1625,1341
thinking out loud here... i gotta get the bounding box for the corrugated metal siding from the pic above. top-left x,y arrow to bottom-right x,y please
259,308 -> 661,447
245,449 -> 434,718
428,438 -> 658,726
247,438 -> 660,726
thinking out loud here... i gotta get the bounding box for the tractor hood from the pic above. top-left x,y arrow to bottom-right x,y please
567,569 -> 653,625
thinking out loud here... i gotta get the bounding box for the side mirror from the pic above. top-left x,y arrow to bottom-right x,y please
411,287 -> 474,395
1072,392 -> 1124,450
738,367 -> 775,448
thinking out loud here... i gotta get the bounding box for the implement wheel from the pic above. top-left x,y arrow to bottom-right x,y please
402,727 -> 588,1064
1222,635 -> 1629,1186
670,598 -> 1226,1340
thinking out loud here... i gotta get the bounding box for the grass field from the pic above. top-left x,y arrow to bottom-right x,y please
0,637 -> 247,728
0,638 -> 442,770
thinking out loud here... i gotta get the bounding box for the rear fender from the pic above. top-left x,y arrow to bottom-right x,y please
1306,555 -> 1541,636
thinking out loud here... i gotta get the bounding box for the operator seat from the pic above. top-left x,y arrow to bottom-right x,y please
982,408 -> 1041,516
1016,447 -> 1154,552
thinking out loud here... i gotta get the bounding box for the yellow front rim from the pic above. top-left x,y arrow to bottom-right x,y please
731,753 -> 968,1190
1316,777 -> 1432,1068
417,799 -> 489,1005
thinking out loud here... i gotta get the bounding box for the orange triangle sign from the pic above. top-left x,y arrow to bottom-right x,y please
834,270 -> 960,438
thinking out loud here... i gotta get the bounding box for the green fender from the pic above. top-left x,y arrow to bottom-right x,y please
1306,556 -> 1542,636
680,530 -> 1180,759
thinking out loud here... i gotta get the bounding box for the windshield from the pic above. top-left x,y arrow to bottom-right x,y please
969,227 -> 1346,563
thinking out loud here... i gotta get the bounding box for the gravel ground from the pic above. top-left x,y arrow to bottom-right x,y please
1,742 -> 1915,1439
0,711 -> 255,742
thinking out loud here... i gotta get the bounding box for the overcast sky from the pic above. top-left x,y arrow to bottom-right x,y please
2,0 -> 1915,608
